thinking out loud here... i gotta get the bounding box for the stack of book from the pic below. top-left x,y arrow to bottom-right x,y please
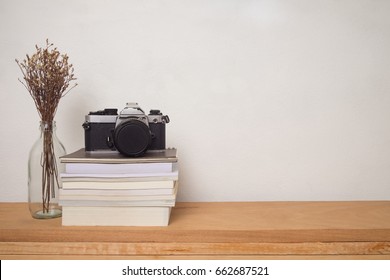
59,148 -> 178,226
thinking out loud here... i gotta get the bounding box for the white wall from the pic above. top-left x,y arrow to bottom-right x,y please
1,0 -> 390,202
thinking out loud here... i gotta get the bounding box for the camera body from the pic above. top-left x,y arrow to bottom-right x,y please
83,102 -> 169,157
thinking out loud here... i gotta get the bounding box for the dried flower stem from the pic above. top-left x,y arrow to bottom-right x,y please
41,123 -> 58,212
16,40 -> 77,213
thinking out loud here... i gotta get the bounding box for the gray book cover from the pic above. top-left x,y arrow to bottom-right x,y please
60,148 -> 178,164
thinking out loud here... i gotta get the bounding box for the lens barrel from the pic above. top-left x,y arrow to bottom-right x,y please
113,119 -> 151,157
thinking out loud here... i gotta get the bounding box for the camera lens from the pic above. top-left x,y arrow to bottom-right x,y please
114,119 -> 151,157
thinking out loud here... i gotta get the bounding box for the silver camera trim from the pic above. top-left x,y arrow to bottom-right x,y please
85,114 -> 117,123
116,102 -> 149,128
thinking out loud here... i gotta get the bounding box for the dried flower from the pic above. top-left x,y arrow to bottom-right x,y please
16,39 -> 77,122
16,40 -> 77,215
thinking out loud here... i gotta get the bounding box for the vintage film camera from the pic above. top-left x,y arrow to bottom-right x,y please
83,102 -> 170,157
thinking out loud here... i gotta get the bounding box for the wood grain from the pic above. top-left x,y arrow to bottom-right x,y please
1,201 -> 390,259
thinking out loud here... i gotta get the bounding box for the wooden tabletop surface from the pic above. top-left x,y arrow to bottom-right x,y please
1,201 -> 389,259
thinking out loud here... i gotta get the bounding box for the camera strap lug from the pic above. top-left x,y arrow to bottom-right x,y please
82,121 -> 90,130
163,115 -> 170,123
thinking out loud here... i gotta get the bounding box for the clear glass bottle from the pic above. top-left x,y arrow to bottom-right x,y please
28,121 -> 66,219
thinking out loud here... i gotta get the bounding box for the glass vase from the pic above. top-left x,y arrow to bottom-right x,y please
28,121 -> 66,219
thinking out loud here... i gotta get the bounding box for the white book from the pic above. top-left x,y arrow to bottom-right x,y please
59,182 -> 178,201
60,170 -> 179,180
62,206 -> 172,226
59,187 -> 175,196
65,162 -> 177,174
59,192 -> 177,201
61,180 -> 176,190
59,199 -> 176,207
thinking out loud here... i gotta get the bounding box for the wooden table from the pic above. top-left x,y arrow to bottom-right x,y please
1,201 -> 389,259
